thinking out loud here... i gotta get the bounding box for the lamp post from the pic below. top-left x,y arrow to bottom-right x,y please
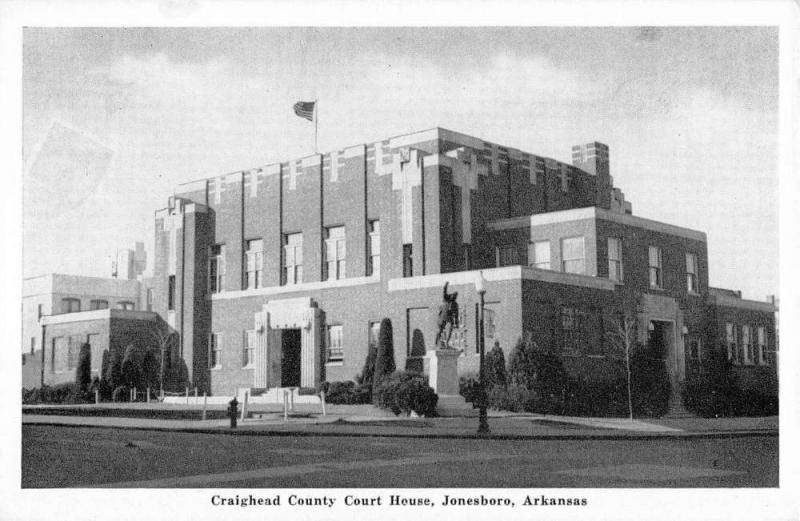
475,271 -> 490,435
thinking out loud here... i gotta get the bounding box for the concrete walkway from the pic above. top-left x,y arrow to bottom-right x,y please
22,404 -> 778,440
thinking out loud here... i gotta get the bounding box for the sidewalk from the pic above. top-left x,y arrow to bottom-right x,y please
22,404 -> 778,440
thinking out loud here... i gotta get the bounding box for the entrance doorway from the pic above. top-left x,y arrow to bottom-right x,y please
281,328 -> 302,387
647,320 -> 671,361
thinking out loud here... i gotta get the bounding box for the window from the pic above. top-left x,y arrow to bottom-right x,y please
245,239 -> 264,289
463,244 -> 472,271
146,288 -> 153,311
686,253 -> 699,293
529,240 -> 551,270
496,245 -> 519,267
368,220 -> 381,277
757,326 -> 766,365
52,337 -> 67,372
67,335 -> 82,371
167,275 -> 176,310
116,301 -> 135,311
326,324 -> 344,363
608,237 -> 623,282
208,244 -> 226,293
283,233 -> 303,285
209,333 -> 222,369
561,237 -> 585,274
742,325 -> 753,365
37,304 -> 44,319
725,323 -> 738,364
61,298 -> 80,314
324,226 -> 346,280
368,321 -> 381,350
561,306 -> 587,354
89,299 -> 108,310
649,246 -> 663,289
243,330 -> 256,368
402,244 -> 413,277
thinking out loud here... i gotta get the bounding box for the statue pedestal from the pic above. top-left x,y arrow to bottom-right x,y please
425,349 -> 476,417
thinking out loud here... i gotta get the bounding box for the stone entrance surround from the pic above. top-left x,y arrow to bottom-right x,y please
253,297 -> 324,389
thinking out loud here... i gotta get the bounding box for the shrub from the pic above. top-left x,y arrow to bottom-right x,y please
372,318 -> 396,401
459,373 -> 480,403
323,381 -> 357,404
112,385 -> 130,403
109,348 -> 123,391
487,383 -> 536,413
352,383 -> 372,404
485,342 -> 507,390
375,371 -> 438,417
629,342 -> 671,418
122,344 -> 144,388
356,343 -> 377,387
507,337 -> 534,389
99,350 -> 112,399
506,335 -> 567,414
22,383 -> 84,404
564,376 -> 628,417
75,343 -> 92,394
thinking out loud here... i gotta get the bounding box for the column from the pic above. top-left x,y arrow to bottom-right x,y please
300,308 -> 323,388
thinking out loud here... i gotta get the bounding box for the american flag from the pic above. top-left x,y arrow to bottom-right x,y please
293,101 -> 315,121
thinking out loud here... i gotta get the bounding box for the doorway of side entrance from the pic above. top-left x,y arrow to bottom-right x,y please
281,328 -> 302,387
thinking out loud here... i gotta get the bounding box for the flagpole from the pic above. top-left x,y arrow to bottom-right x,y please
314,98 -> 318,154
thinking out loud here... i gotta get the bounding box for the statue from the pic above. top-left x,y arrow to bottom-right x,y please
435,282 -> 460,349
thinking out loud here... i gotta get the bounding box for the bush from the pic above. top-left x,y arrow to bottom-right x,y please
629,342 -> 671,417
506,335 -> 567,414
75,343 -> 92,393
112,385 -> 130,403
375,371 -> 438,417
564,376 -> 628,417
507,337 -> 534,389
372,319 -> 396,401
487,383 -> 536,413
22,383 -> 84,404
356,343 -> 377,387
485,342 -> 507,390
459,373 -> 480,403
319,381 -> 372,405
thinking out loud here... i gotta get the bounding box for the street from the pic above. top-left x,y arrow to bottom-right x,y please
21,425 -> 778,488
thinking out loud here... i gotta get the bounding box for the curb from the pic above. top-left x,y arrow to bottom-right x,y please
22,419 -> 779,441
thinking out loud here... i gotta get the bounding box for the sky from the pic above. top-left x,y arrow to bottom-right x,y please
21,27 -> 779,300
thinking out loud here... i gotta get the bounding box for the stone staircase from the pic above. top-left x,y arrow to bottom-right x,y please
662,394 -> 695,419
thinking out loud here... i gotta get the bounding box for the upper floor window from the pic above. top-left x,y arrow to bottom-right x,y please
326,324 -> 344,363
608,237 -> 623,282
208,244 -> 226,294
116,301 -> 135,311
648,246 -> 663,289
324,226 -> 346,281
209,332 -> 222,369
61,298 -> 80,314
686,252 -> 699,293
529,240 -> 551,270
725,323 -> 738,364
245,239 -> 264,290
496,245 -> 519,267
89,299 -> 108,311
168,275 -> 176,311
243,330 -> 256,368
367,220 -> 381,277
561,237 -> 585,274
283,233 -> 303,285
368,321 -> 381,350
402,244 -> 413,278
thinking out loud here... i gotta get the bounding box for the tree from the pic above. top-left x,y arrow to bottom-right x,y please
99,349 -> 112,399
75,343 -> 92,394
356,343 -> 377,387
485,341 -> 507,390
121,344 -> 143,389
108,347 -> 123,391
604,312 -> 638,422
147,326 -> 178,392
372,318 -> 396,401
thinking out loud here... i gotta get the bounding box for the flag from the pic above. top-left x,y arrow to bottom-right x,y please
293,101 -> 315,121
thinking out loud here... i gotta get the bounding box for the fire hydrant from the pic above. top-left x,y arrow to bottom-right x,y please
227,397 -> 239,429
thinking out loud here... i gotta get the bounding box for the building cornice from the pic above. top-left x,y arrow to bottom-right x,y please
387,266 -> 616,292
41,309 -> 158,326
713,295 -> 777,313
488,207 -> 707,242
209,275 -> 381,300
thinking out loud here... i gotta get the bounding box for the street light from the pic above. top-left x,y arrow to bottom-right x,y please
475,271 -> 490,435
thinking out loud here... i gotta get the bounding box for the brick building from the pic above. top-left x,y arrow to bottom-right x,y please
150,127 -> 777,401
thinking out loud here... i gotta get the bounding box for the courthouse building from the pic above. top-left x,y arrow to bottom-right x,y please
150,127 -> 777,398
